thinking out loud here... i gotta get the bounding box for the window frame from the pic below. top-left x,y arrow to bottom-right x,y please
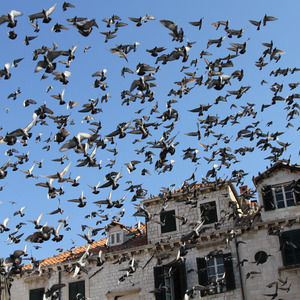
280,229 -> 300,266
199,200 -> 218,225
197,253 -> 235,296
29,288 -> 45,300
160,209 -> 177,234
262,182 -> 300,211
206,256 -> 226,294
272,184 -> 295,209
153,260 -> 186,300
109,231 -> 123,246
68,280 -> 85,300
110,233 -> 115,245
116,232 -> 121,243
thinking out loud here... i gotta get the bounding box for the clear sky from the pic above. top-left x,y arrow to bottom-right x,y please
0,0 -> 299,260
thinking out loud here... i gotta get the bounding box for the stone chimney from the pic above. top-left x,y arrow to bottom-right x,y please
239,185 -> 249,195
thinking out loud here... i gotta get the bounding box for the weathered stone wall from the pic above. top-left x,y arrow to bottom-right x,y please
10,170 -> 300,300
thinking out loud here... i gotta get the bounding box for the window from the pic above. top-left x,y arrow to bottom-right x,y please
116,232 -> 120,243
109,232 -> 122,246
200,201 -> 218,224
197,253 -> 235,296
262,183 -> 300,211
160,210 -> 176,234
29,288 -> 44,300
153,261 -> 186,300
273,184 -> 295,208
69,281 -> 85,300
254,251 -> 268,264
280,229 -> 300,266
110,233 -> 115,245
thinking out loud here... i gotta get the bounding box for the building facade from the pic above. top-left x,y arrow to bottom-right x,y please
9,162 -> 300,299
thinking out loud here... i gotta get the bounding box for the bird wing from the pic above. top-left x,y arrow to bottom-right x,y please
106,128 -> 120,137
55,222 -> 64,236
128,17 -> 140,22
110,48 -> 128,62
24,118 -> 37,133
36,213 -> 43,225
1,158 -> 10,170
29,12 -> 44,21
11,10 -> 23,19
99,181 -> 111,189
59,139 -> 77,152
93,199 -> 109,205
50,283 -> 66,293
68,199 -> 81,203
0,15 -> 9,25
60,162 -> 71,176
160,20 -> 178,33
3,217 -> 10,227
77,132 -> 92,142
46,3 -> 57,17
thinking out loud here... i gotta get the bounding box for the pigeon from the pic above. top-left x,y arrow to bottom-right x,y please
29,4 -> 57,23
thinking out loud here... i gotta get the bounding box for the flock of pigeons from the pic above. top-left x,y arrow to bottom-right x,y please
0,2 -> 299,299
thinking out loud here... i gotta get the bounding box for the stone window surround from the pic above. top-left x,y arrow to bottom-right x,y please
271,183 -> 295,209
198,198 -> 220,224
159,207 -> 179,236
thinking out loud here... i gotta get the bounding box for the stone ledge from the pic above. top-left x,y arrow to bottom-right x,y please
278,264 -> 300,272
106,287 -> 141,299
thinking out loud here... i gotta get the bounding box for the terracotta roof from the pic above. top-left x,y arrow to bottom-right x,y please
108,220 -> 128,229
23,238 -> 107,270
96,234 -> 147,254
23,223 -> 146,270
143,180 -> 229,202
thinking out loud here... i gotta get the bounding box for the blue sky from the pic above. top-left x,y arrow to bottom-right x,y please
0,0 -> 299,260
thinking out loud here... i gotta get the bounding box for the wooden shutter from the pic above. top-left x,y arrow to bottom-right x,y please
29,288 -> 44,300
69,281 -> 85,300
201,201 -> 218,224
261,185 -> 275,211
196,257 -> 208,296
177,261 -> 187,299
153,266 -> 165,300
161,210 -> 176,233
292,179 -> 300,204
280,229 -> 300,266
223,253 -> 236,291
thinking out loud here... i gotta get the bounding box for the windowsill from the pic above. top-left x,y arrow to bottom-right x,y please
265,205 -> 298,211
201,290 -> 235,298
279,263 -> 300,272
160,230 -> 177,235
109,243 -> 123,246
23,273 -> 51,282
106,288 -> 141,299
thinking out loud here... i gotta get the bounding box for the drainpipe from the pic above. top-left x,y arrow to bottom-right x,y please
58,270 -> 62,300
234,236 -> 245,300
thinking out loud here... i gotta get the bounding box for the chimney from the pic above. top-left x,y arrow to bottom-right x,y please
239,185 -> 249,195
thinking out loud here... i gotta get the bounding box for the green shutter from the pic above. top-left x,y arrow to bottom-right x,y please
261,185 -> 275,211
153,266 -> 166,300
200,201 -> 218,224
292,179 -> 300,204
179,261 -> 187,298
223,253 -> 236,291
172,261 -> 187,299
69,281 -> 85,300
280,229 -> 300,266
29,288 -> 44,300
196,257 -> 208,296
161,210 -> 176,233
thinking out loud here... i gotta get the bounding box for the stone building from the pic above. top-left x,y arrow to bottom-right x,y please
9,161 -> 300,299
